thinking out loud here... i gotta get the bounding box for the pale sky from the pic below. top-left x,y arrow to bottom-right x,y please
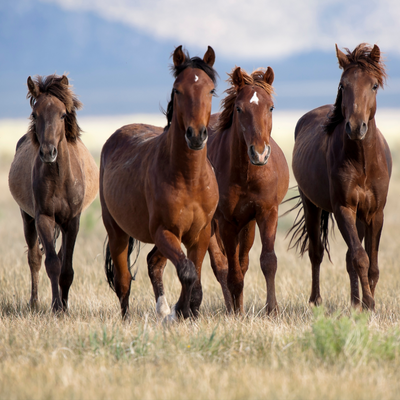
41,0 -> 400,60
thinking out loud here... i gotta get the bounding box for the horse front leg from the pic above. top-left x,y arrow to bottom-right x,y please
147,246 -> 170,318
256,209 -> 279,315
334,205 -> 374,310
59,215 -> 80,311
21,210 -> 42,309
364,211 -> 384,298
346,218 -> 364,307
153,228 -> 197,320
35,214 -> 62,312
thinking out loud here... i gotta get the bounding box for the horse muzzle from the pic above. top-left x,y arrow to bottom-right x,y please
39,144 -> 58,163
185,126 -> 208,151
345,121 -> 368,141
248,144 -> 271,165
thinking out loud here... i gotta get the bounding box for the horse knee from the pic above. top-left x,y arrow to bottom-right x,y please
352,248 -> 369,276
177,259 -> 197,287
44,253 -> 61,280
227,271 -> 244,298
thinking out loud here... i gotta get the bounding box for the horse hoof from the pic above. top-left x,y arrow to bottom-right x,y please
309,296 -> 322,307
156,295 -> 171,318
163,305 -> 178,324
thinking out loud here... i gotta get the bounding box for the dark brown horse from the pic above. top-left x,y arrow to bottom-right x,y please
289,44 -> 391,310
101,46 -> 219,320
8,74 -> 99,312
207,67 -> 289,315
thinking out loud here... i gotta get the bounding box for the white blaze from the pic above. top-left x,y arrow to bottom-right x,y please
195,75 -> 199,82
250,92 -> 259,105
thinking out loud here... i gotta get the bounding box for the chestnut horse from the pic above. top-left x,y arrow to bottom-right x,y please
8,74 -> 99,312
101,46 -> 219,320
289,44 -> 391,310
207,67 -> 289,315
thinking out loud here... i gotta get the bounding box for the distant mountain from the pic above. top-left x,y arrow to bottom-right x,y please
1,1 -> 399,118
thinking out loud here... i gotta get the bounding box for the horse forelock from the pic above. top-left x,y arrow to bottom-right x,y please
341,43 -> 387,88
215,68 -> 275,134
325,44 -> 386,135
163,49 -> 218,130
27,74 -> 82,144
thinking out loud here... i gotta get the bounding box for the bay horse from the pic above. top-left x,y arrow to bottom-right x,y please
289,43 -> 391,310
8,74 -> 99,312
100,46 -> 219,320
207,67 -> 289,315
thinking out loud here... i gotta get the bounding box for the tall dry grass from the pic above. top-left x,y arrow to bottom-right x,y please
0,111 -> 400,399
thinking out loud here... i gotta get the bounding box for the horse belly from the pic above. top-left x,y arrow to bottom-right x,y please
8,140 -> 36,217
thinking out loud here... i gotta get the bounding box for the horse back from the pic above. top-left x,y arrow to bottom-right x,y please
292,105 -> 333,211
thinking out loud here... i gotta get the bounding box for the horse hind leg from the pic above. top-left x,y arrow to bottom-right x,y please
302,195 -> 324,306
147,246 -> 170,318
208,228 -> 234,313
21,210 -> 42,310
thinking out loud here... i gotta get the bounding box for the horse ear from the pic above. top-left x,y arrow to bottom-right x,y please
203,46 -> 215,67
335,44 -> 349,69
60,75 -> 69,86
232,67 -> 245,90
370,44 -> 380,62
27,76 -> 39,98
173,45 -> 186,67
264,67 -> 274,86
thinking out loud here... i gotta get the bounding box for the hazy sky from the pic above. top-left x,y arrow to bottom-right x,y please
41,0 -> 400,60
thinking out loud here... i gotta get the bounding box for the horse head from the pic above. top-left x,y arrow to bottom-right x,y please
169,45 -> 217,151
231,67 -> 275,165
27,74 -> 82,163
336,44 -> 384,141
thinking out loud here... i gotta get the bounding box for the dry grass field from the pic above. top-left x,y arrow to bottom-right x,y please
0,110 -> 400,400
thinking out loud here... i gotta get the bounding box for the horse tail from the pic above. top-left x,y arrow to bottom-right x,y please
104,236 -> 140,292
286,195 -> 334,262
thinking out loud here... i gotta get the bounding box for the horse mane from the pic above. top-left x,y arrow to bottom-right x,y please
163,48 -> 218,130
27,74 -> 82,144
215,68 -> 275,133
325,43 -> 387,135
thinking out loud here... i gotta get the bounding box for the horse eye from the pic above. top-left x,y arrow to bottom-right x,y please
372,84 -> 378,91
338,83 -> 344,90
173,88 -> 180,95
210,89 -> 216,96
236,106 -> 242,113
61,113 -> 67,120
269,106 -> 274,112
31,112 -> 37,120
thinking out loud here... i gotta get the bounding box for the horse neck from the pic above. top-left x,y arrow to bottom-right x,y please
342,118 -> 378,168
165,122 -> 208,182
226,123 -> 252,180
42,138 -> 73,182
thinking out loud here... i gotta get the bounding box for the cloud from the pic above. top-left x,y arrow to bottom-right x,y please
40,0 -> 400,59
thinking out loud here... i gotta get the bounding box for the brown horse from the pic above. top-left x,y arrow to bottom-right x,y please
289,44 -> 391,310
8,74 -> 99,312
100,46 -> 219,320
207,67 -> 289,315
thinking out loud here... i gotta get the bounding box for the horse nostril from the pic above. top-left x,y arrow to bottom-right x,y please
50,146 -> 57,159
249,145 -> 256,159
345,122 -> 352,135
186,127 -> 194,139
361,122 -> 368,135
200,126 -> 208,141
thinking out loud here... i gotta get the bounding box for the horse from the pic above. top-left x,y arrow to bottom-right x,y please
8,74 -> 99,312
206,67 -> 289,315
288,43 -> 391,310
100,46 -> 219,320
